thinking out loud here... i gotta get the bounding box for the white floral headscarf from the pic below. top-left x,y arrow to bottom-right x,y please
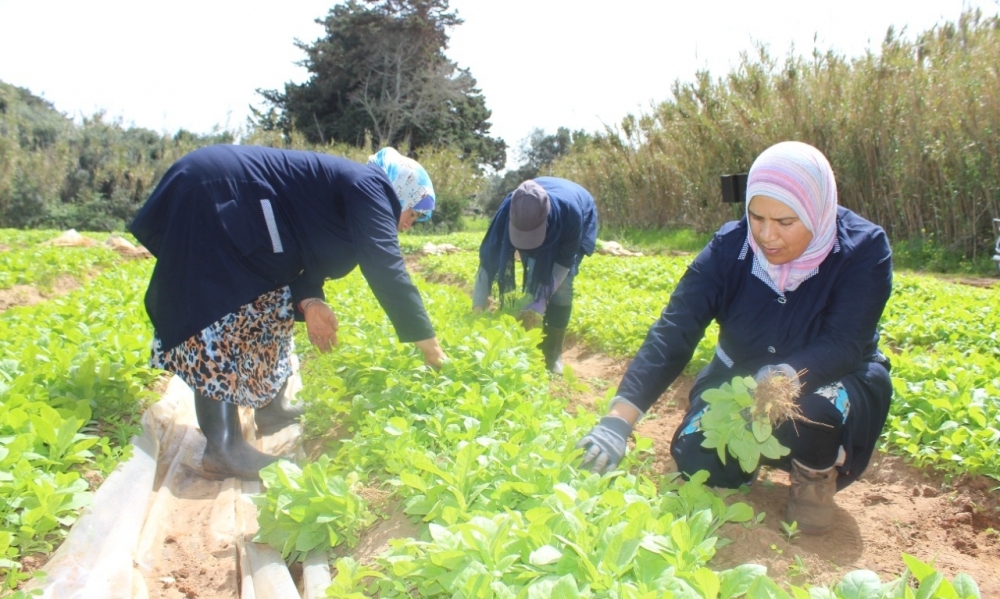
367,147 -> 436,222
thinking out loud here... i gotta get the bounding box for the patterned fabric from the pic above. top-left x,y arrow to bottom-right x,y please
150,287 -> 294,407
813,381 -> 851,423
367,147 -> 436,221
679,406 -> 708,438
744,141 -> 839,293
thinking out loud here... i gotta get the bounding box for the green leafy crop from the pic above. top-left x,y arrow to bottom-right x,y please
253,457 -> 377,563
699,377 -> 791,475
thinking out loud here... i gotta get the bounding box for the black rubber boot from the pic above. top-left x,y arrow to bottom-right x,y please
540,325 -> 566,374
194,392 -> 279,480
254,380 -> 304,435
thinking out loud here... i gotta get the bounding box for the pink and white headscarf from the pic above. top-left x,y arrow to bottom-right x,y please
745,141 -> 838,293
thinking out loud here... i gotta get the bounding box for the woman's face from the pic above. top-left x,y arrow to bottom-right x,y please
748,195 -> 813,264
397,208 -> 418,232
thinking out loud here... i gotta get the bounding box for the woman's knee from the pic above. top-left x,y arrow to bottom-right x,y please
670,429 -> 754,488
774,393 -> 844,469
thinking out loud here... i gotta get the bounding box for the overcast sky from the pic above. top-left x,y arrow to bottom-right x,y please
1,0 -> 997,166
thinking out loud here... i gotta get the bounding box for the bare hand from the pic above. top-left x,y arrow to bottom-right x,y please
414,337 -> 446,369
303,301 -> 339,353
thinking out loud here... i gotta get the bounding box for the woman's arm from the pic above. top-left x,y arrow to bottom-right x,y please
614,234 -> 727,412
346,175 -> 435,343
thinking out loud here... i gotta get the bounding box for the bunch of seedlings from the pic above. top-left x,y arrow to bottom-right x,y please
699,369 -> 807,474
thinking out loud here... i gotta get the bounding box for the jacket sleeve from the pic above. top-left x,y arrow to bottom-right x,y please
290,273 -> 327,322
783,229 -> 893,392
344,175 -> 435,343
614,235 -> 726,412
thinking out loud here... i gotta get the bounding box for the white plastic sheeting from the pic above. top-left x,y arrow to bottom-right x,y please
25,369 -> 330,598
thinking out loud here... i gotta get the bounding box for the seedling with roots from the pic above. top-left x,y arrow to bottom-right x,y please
749,369 -> 805,426
699,371 -> 809,474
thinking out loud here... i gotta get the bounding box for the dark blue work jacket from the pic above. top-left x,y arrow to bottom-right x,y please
130,144 -> 434,351
478,177 -> 598,296
618,207 -> 893,409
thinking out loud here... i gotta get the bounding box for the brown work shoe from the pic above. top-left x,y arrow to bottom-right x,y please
786,459 -> 838,535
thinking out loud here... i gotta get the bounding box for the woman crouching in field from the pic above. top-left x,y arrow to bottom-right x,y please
576,141 -> 893,535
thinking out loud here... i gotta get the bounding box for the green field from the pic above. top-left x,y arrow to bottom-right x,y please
1,229 -> 996,598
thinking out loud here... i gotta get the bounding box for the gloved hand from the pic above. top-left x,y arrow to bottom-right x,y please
575,416 -> 633,473
524,297 -> 546,314
754,363 -> 798,384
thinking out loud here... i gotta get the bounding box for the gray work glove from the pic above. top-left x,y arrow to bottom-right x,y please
575,416 -> 633,474
754,363 -> 798,384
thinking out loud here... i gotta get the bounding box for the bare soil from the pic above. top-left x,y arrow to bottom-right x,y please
939,276 -> 999,289
0,275 -> 80,312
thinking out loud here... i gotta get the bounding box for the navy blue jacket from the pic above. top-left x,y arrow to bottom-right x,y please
478,177 -> 598,298
618,207 -> 892,410
130,144 -> 434,351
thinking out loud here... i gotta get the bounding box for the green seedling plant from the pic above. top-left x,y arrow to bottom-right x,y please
699,375 -> 793,474
781,519 -> 801,542
0,252 -> 158,590
253,457 -> 377,563
324,557 -> 385,598
787,555 -> 809,580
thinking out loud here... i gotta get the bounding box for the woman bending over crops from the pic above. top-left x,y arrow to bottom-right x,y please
130,145 -> 446,480
575,141 -> 893,535
472,177 -> 598,373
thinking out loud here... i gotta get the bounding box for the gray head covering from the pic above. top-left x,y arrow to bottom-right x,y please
508,180 -> 550,250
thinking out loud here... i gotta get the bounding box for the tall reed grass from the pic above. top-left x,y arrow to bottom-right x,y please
553,10 -> 1000,260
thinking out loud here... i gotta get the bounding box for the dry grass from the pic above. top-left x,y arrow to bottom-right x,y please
552,9 -> 1000,259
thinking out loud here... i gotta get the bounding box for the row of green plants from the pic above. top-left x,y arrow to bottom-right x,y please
253,267 -> 983,597
0,244 -> 122,291
878,274 -> 1000,480
418,251 -> 719,371
0,235 -> 158,592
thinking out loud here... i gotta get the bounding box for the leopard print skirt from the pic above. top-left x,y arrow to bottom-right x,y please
151,287 -> 294,407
